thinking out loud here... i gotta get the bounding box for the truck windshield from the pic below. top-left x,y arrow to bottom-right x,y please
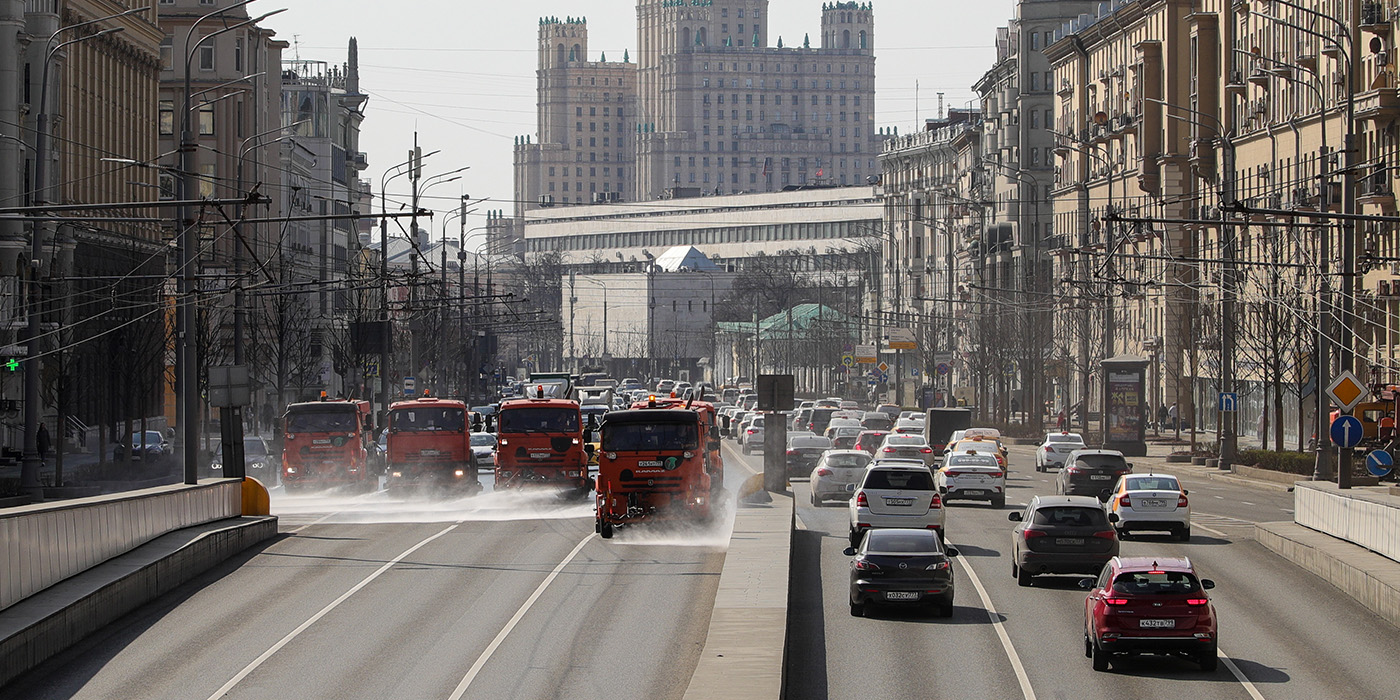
286,410 -> 358,433
602,422 -> 698,451
498,407 -> 580,433
391,407 -> 465,432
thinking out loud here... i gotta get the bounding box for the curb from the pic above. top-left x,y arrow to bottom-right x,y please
1138,460 -> 1296,493
683,491 -> 793,700
1256,521 -> 1400,630
0,515 -> 277,687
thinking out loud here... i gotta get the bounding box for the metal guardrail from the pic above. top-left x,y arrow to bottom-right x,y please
0,480 -> 242,611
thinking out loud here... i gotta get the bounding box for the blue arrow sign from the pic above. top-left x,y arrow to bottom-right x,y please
1367,450 -> 1394,477
1218,392 -> 1239,412
1331,415 -> 1363,449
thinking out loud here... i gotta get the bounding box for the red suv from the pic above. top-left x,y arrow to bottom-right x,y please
1080,556 -> 1218,672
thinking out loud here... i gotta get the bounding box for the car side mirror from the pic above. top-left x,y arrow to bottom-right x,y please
1127,462 -> 1135,469
842,546 -> 857,556
845,483 -> 856,493
939,486 -> 948,495
1078,578 -> 1096,590
1182,489 -> 1189,496
1008,511 -> 1022,522
1201,579 -> 1216,590
945,547 -> 960,558
1108,513 -> 1120,523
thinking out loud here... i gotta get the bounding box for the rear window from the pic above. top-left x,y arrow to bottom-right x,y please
1031,506 -> 1108,528
1112,570 -> 1202,595
887,436 -> 926,446
790,436 -> 832,449
947,454 -> 999,467
1125,476 -> 1180,491
1074,455 -> 1127,470
864,530 -> 943,555
863,468 -> 934,490
861,416 -> 894,429
825,453 -> 871,468
1047,434 -> 1084,444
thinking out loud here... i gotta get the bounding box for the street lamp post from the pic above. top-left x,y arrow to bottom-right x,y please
20,8 -> 146,497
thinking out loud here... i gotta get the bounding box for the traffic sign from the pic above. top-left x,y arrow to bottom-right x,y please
936,363 -> 951,376
365,357 -> 380,379
1366,450 -> 1394,477
1327,371 -> 1370,412
1218,392 -> 1239,412
1331,415 -> 1363,448
841,354 -> 855,368
874,371 -> 889,383
877,362 -> 889,373
404,376 -> 417,396
855,344 -> 878,363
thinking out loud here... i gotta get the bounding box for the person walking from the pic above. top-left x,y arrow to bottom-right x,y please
1168,402 -> 1179,434
1055,409 -> 1066,431
36,423 -> 51,460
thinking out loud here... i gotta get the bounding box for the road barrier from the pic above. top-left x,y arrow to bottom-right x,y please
1,480 -> 242,611
1294,480 -> 1400,564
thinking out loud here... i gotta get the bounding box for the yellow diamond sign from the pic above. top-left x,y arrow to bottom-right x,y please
1327,371 -> 1370,412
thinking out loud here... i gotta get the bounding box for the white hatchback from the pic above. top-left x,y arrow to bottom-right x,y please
1106,473 -> 1192,541
809,450 -> 874,505
937,451 -> 1007,508
1036,432 -> 1086,471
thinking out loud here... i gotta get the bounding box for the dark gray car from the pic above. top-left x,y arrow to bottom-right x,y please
845,528 -> 959,618
1009,495 -> 1120,586
1056,449 -> 1132,499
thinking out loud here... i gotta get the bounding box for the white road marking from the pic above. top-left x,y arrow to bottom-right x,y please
205,522 -> 463,700
285,489 -> 383,534
447,533 -> 595,699
1219,647 -> 1269,700
1214,495 -> 1225,499
949,541 -> 1037,700
1241,502 -> 1255,506
1192,523 -> 1231,538
795,513 -> 810,531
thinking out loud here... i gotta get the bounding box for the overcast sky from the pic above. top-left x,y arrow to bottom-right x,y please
266,0 -> 1015,240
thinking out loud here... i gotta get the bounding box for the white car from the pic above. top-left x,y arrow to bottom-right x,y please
740,415 -> 766,454
937,451 -> 1006,508
877,434 -> 937,467
1107,473 -> 1192,541
849,462 -> 944,546
892,418 -> 924,434
809,449 -> 873,505
469,432 -> 496,465
1035,431 -> 1086,472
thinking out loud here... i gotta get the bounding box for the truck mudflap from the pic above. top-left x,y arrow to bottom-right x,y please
594,482 -> 715,538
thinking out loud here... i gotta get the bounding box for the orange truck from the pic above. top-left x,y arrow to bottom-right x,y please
494,388 -> 590,492
384,396 -> 481,492
282,398 -> 374,492
638,394 -> 725,501
595,404 -> 715,538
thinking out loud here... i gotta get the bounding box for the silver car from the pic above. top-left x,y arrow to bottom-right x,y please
809,449 -> 873,505
1035,432 -> 1086,472
849,462 -> 945,546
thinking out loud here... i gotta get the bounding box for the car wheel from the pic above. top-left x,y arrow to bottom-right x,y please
1091,641 -> 1110,672
849,600 -> 865,617
742,445 -> 751,455
1016,565 -> 1033,587
1199,645 -> 1218,672
810,492 -> 819,507
1178,526 -> 1191,542
1117,528 -> 1129,540
1035,462 -> 1043,472
1084,634 -> 1094,659
992,495 -> 1006,509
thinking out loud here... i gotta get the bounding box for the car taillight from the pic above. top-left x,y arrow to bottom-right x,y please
944,470 -> 964,477
920,448 -> 933,453
787,449 -> 798,456
816,467 -> 833,476
1105,597 -> 1130,606
1044,446 -> 1054,452
1187,598 -> 1209,606
856,491 -> 868,507
747,429 -> 756,434
1177,494 -> 1190,508
883,446 -> 896,452
926,560 -> 950,571
1065,466 -> 1081,475
930,495 -> 942,509
1093,530 -> 1118,540
989,471 -> 1003,478
996,455 -> 1005,466
1118,494 -> 1132,508
854,558 -> 880,571
1022,528 -> 1048,539
808,423 -> 815,430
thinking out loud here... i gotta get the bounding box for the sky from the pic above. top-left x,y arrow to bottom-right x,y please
265,0 -> 1017,240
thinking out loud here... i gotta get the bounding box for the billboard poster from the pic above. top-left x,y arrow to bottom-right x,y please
1106,370 -> 1143,444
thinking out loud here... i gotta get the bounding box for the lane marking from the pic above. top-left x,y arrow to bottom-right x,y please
1219,647 -> 1268,700
285,489 -> 384,534
1241,501 -> 1256,506
1192,523 -> 1230,538
948,540 -> 1037,700
721,439 -> 761,476
205,522 -> 463,700
447,533 -> 595,699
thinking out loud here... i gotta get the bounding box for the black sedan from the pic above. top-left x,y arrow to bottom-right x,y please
785,434 -> 833,477
1010,495 -> 1120,586
845,528 -> 960,618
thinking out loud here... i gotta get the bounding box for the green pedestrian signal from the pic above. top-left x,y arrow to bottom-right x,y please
4,358 -> 19,372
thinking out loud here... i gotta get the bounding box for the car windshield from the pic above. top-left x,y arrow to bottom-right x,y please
602,422 -> 698,451
864,530 -> 943,555
1047,434 -> 1084,443
825,453 -> 871,468
863,469 -> 933,490
947,455 -> 999,467
242,439 -> 268,456
470,433 -> 496,446
1074,455 -> 1127,470
130,431 -> 162,445
1112,570 -> 1202,595
286,410 -> 359,433
1031,506 -> 1108,528
1125,476 -> 1180,491
390,407 -> 466,432
498,407 -> 580,433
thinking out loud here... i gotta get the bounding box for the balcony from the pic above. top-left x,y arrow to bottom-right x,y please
1359,174 -> 1396,209
1362,1 -> 1392,33
1357,87 -> 1400,125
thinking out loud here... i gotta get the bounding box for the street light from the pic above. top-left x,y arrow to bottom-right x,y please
19,6 -> 146,497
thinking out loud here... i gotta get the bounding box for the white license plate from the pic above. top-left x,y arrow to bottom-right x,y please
1090,474 -> 1111,480
884,497 -> 914,506
1141,499 -> 1165,507
961,489 -> 986,496
638,460 -> 663,467
1140,618 -> 1176,629
885,591 -> 920,601
420,449 -> 439,456
1055,537 -> 1085,546
530,452 -> 551,459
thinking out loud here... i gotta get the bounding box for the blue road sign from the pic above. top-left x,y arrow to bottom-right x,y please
936,363 -> 951,376
1218,392 -> 1239,412
1367,450 -> 1394,477
1331,415 -> 1363,449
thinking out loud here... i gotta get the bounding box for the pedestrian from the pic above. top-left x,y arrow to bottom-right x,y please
1381,412 -> 1396,442
1257,410 -> 1268,448
1168,402 -> 1179,432
1055,409 -> 1066,431
36,422 -> 51,458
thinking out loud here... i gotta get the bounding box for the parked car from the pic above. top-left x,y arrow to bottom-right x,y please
208,436 -> 279,484
937,450 -> 1006,508
1057,449 -> 1133,499
786,434 -> 833,476
809,449 -> 873,505
845,528 -> 960,618
1009,495 -> 1120,586
1106,473 -> 1192,540
849,461 -> 943,546
114,430 -> 170,462
1036,432 -> 1087,472
853,430 -> 890,455
1081,556 -> 1218,672
877,434 -> 937,467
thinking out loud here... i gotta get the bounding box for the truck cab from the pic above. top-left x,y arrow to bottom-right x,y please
385,396 -> 480,492
282,398 -> 373,492
595,407 -> 712,538
494,389 -> 590,492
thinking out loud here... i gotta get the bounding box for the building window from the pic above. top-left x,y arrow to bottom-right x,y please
159,100 -> 174,135
160,38 -> 172,69
198,38 -> 215,70
199,163 -> 216,198
234,38 -> 244,72
198,104 -> 215,135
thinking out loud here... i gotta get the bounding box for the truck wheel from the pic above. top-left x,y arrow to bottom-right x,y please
600,522 -> 614,539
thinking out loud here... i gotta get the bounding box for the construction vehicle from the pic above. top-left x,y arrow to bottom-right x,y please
635,393 -> 725,504
494,384 -> 591,492
595,400 -> 715,538
384,395 -> 481,492
281,397 -> 374,492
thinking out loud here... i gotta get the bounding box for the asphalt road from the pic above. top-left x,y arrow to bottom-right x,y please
2,459 -> 757,700
774,441 -> 1400,700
